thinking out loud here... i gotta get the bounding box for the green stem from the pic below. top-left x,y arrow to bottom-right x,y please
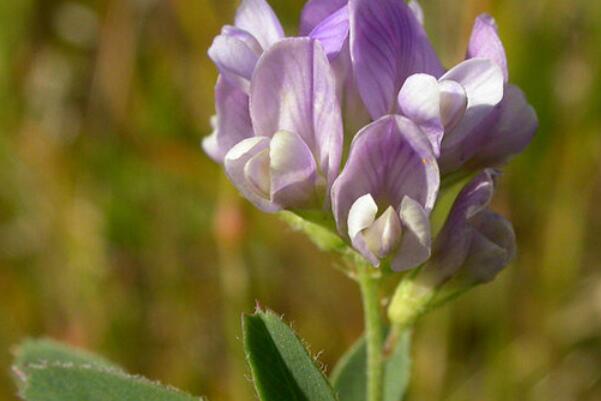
357,265 -> 384,401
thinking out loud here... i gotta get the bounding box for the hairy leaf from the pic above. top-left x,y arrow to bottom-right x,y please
243,309 -> 337,401
12,339 -> 203,401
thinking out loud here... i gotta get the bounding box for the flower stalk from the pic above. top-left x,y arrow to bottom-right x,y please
357,264 -> 384,401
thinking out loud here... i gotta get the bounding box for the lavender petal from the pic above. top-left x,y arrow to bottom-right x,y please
250,38 -> 343,189
202,76 -> 253,163
224,136 -> 280,212
397,73 -> 445,156
463,210 -> 516,282
309,5 -> 349,59
471,84 -> 538,168
269,130 -> 319,208
235,0 -> 284,49
428,169 -> 503,281
467,14 -> 508,82
331,115 -> 439,236
208,27 -> 262,92
299,0 -> 348,35
439,58 -> 504,172
392,196 -> 432,271
349,0 -> 443,118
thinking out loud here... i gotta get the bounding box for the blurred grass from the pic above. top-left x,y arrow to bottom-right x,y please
0,0 -> 600,400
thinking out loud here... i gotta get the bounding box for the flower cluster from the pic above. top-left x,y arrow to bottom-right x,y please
203,0 -> 537,282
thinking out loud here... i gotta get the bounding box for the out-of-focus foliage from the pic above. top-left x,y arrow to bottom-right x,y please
0,1 -> 599,401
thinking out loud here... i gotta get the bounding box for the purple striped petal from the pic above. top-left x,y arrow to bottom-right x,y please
470,84 -> 538,168
439,58 -> 504,173
331,115 -> 439,237
299,0 -> 348,36
202,76 -> 253,163
349,0 -> 444,119
428,169 -> 494,280
467,14 -> 508,82
250,38 -> 343,190
308,5 -> 349,59
235,0 -> 284,50
208,26 -> 262,92
462,210 -> 516,282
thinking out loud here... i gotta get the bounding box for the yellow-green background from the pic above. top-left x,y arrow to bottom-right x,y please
1,0 -> 600,400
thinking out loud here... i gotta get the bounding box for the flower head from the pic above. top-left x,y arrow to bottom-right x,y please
203,0 -> 537,276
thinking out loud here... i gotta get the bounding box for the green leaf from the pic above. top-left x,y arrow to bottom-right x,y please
12,339 -> 204,401
14,338 -> 119,373
242,309 -> 338,401
18,364 -> 202,401
330,331 -> 411,401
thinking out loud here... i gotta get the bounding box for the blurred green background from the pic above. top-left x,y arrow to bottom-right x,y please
1,0 -> 600,400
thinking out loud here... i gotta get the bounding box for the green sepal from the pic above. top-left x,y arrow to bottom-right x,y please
387,274 -> 474,329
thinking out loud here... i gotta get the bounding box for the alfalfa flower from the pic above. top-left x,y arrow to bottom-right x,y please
207,0 -> 284,93
331,115 -> 439,271
223,38 -> 343,212
203,0 -> 285,163
427,169 -> 516,284
203,0 -> 537,278
388,170 -> 517,327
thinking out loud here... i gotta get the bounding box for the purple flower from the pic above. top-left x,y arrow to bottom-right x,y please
208,0 -> 284,93
331,115 -> 439,271
436,14 -> 538,173
203,0 -> 536,278
203,0 -> 285,163
223,38 -> 343,212
203,0 -> 350,165
398,58 -> 505,159
425,170 -> 516,283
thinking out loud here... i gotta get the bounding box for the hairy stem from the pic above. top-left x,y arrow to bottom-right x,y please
357,265 -> 384,401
